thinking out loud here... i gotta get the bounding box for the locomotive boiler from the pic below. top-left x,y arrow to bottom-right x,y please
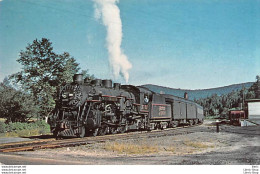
48,74 -> 204,138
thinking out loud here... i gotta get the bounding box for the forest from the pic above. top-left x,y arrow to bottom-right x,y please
195,76 -> 260,118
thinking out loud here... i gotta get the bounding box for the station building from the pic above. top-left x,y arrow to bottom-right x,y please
245,99 -> 260,125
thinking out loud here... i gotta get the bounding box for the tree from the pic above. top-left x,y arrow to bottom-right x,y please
10,38 -> 84,118
0,82 -> 39,123
195,76 -> 259,118
81,69 -> 95,80
247,75 -> 260,99
255,75 -> 260,98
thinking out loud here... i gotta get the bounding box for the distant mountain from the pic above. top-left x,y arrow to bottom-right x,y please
140,82 -> 254,100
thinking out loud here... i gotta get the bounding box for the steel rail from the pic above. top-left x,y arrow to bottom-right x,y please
0,138 -> 56,149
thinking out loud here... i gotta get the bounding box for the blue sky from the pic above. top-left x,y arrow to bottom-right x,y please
0,0 -> 259,89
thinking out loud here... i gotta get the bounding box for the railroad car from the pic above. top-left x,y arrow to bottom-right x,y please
229,110 -> 246,125
48,74 -> 204,138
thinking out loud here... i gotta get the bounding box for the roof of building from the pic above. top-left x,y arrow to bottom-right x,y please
245,99 -> 260,102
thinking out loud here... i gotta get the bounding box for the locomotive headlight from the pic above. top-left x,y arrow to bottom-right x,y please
69,93 -> 74,97
62,93 -> 67,98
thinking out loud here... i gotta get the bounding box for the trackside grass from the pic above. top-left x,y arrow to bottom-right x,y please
104,142 -> 160,154
0,120 -> 50,137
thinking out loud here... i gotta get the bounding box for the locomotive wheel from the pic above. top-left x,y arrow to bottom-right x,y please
110,127 -> 117,134
155,123 -> 160,130
171,123 -> 177,128
91,128 -> 99,137
175,122 -> 180,127
77,126 -> 85,138
160,124 -> 164,130
98,127 -> 108,136
118,126 -> 126,133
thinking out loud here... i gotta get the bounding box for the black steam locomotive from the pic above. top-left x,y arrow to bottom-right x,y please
48,74 -> 204,138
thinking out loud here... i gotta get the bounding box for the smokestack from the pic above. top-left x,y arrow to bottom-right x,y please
114,83 -> 121,90
93,0 -> 132,83
73,74 -> 83,84
91,79 -> 102,87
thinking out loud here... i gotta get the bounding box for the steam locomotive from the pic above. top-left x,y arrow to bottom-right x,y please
48,74 -> 204,138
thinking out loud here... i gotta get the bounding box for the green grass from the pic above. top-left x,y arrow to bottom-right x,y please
0,120 -> 50,137
0,129 -> 46,138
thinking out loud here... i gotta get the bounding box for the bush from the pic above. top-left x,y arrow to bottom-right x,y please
0,122 -> 6,133
1,120 -> 50,137
34,120 -> 50,134
0,82 -> 39,123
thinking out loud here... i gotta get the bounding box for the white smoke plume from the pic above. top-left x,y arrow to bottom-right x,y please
93,0 -> 132,83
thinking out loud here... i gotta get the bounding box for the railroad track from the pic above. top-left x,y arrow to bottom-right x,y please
0,124 -> 205,153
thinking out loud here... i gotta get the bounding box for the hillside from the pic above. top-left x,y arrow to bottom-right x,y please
140,82 -> 254,100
